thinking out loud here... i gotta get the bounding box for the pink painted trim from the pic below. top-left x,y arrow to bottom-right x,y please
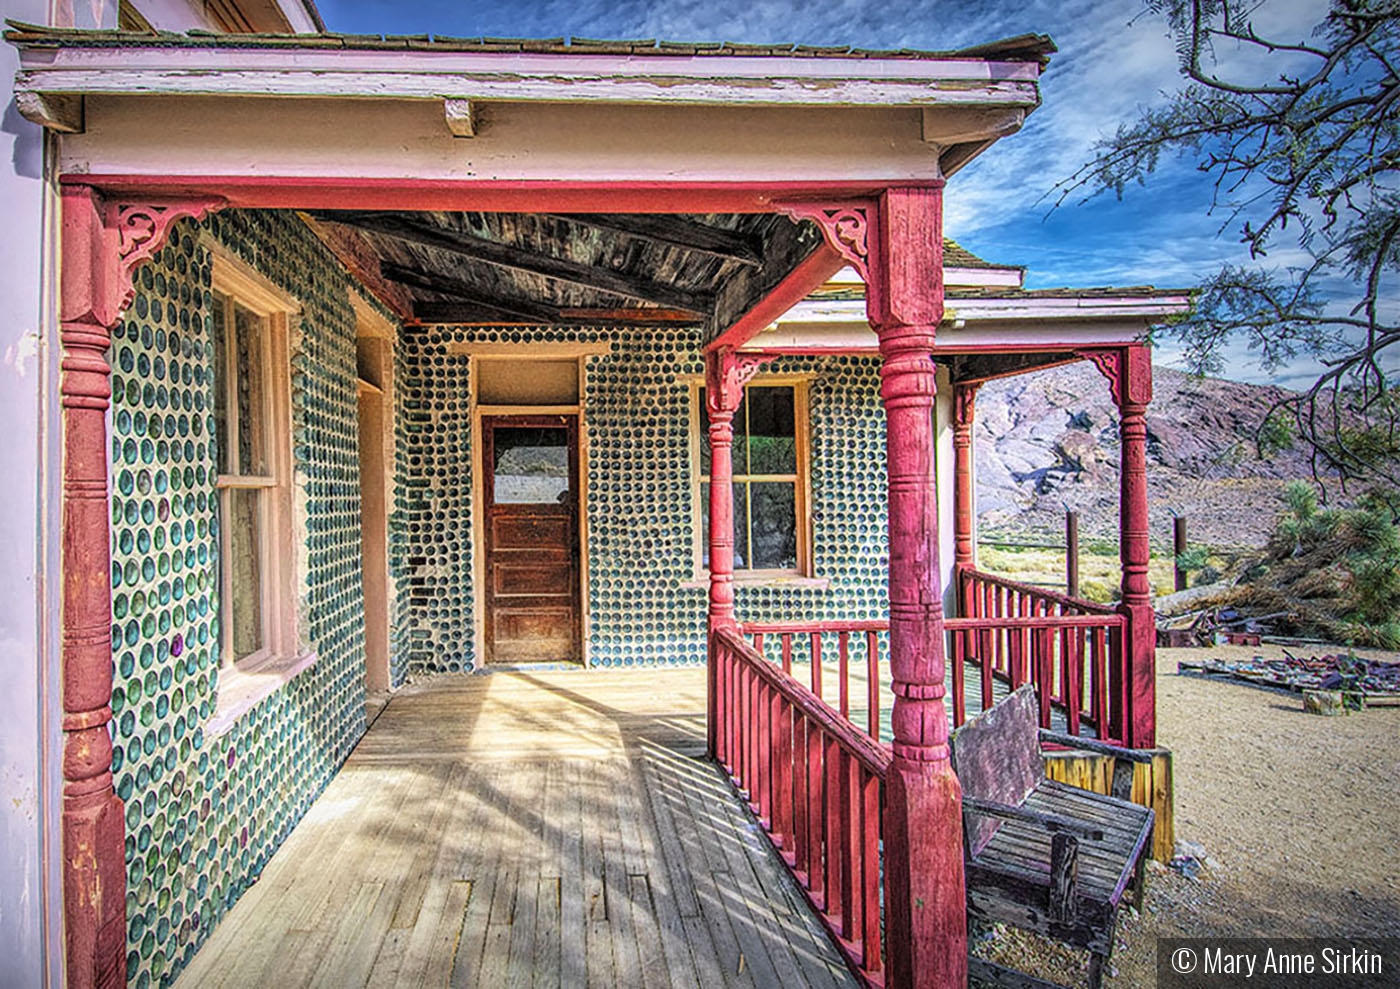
61,175 -> 944,213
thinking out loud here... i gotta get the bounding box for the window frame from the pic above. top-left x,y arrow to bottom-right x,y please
690,374 -> 813,580
209,250 -> 298,671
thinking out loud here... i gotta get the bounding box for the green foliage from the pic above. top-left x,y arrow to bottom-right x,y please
1175,546 -> 1211,572
1256,411 -> 1296,458
1281,480 -> 1319,521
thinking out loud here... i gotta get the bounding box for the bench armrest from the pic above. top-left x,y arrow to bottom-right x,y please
1039,729 -> 1159,763
961,795 -> 1106,842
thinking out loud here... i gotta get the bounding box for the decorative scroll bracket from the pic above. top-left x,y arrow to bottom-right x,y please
1080,345 -> 1152,409
773,201 -> 874,284
106,197 -> 226,314
953,380 -> 980,427
705,347 -> 778,415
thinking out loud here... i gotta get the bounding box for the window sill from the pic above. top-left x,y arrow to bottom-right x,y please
206,650 -> 318,739
680,574 -> 831,591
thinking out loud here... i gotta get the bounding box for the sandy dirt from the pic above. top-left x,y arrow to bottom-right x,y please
976,643 -> 1400,987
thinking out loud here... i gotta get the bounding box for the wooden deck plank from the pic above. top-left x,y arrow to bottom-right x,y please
173,667 -> 856,989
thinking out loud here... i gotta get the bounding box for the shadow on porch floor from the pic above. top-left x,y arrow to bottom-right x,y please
174,667 -> 858,988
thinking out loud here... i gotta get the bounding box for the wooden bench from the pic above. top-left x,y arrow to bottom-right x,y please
951,684 -> 1156,989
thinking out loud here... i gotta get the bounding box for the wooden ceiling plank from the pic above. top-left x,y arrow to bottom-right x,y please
542,213 -> 763,268
381,262 -> 564,323
951,351 -> 1079,384
321,212 -> 713,314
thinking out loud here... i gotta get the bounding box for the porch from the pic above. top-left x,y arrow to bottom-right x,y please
173,667 -> 858,989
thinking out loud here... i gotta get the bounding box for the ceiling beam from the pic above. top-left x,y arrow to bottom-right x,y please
319,212 -> 713,314
950,351 -> 1079,385
381,262 -> 564,323
542,213 -> 763,268
416,303 -> 701,326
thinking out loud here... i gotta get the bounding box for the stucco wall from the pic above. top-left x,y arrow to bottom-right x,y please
399,324 -> 895,673
109,210 -> 394,988
0,0 -> 60,978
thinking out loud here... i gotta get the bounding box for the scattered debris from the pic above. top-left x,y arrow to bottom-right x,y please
1302,689 -> 1357,716
1169,840 -> 1214,882
1157,606 -> 1285,648
1177,651 -> 1400,702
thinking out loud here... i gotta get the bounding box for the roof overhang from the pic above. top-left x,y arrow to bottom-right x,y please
10,28 -> 1047,179
742,291 -> 1195,357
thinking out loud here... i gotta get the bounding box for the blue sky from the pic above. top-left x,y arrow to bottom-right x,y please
317,0 -> 1339,387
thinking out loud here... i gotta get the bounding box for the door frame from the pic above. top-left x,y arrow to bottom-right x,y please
353,292 -> 396,691
468,344 -> 605,669
480,413 -> 581,665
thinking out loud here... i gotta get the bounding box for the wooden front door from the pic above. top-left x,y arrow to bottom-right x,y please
483,415 -> 581,664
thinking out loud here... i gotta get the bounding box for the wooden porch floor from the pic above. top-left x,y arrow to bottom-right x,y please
175,668 -> 858,989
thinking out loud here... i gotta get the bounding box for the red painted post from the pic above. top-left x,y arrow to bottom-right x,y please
58,185 -> 129,989
866,186 -> 967,989
952,383 -> 979,598
706,348 -> 773,757
1106,346 -> 1157,748
58,188 -> 222,989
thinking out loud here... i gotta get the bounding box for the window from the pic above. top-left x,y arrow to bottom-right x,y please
211,267 -> 295,668
695,379 -> 811,576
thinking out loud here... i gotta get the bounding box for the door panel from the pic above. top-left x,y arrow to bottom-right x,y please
483,416 -> 581,664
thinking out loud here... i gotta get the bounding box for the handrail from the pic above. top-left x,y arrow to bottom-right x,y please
739,619 -> 890,634
945,614 -> 1123,629
960,566 -> 1120,617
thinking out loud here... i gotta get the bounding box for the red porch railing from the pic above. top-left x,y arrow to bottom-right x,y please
956,567 -> 1127,742
738,574 -> 1128,744
711,626 -> 891,988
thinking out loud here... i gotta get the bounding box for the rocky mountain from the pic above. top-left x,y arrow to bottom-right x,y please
973,362 -> 1318,549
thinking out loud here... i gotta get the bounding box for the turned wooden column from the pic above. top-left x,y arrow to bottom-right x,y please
1083,345 -> 1156,748
704,347 -> 772,758
1115,345 -> 1156,748
952,382 -> 980,613
58,187 -> 222,988
868,187 -> 967,989
59,186 -> 128,989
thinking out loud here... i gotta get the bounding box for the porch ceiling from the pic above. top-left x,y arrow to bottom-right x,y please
308,209 -> 821,329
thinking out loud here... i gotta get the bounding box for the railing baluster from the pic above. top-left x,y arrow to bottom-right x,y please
752,631 -> 764,661
1091,625 -> 1107,733
866,630 -> 880,742
792,713 -> 809,878
771,684 -> 791,851
810,632 -> 823,701
839,750 -> 857,942
780,632 -> 791,675
823,732 -> 841,922
861,770 -> 882,974
808,725 -> 826,910
1066,625 -> 1083,736
951,626 -> 967,727
758,679 -> 772,825
838,631 -> 850,721
1037,626 -> 1054,727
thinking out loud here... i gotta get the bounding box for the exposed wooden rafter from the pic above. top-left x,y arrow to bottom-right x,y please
416,302 -> 700,326
542,214 -> 763,268
949,351 -> 1079,385
380,262 -> 564,323
318,212 -> 714,314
